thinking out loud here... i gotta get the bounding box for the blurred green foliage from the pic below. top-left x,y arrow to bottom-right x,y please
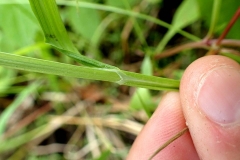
0,0 -> 42,52
197,0 -> 240,39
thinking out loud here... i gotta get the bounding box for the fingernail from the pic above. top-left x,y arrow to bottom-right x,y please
197,67 -> 240,125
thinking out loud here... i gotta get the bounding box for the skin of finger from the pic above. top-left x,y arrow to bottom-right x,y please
180,55 -> 240,160
127,92 -> 199,160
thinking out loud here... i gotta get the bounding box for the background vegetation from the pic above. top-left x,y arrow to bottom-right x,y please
0,0 -> 239,159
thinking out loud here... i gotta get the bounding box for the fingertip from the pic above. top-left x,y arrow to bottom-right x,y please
128,92 -> 198,160
180,55 -> 240,159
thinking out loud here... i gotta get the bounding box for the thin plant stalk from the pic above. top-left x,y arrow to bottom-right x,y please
148,127 -> 189,160
206,0 -> 222,39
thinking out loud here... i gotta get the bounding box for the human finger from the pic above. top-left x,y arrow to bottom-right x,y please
180,55 -> 240,159
127,92 -> 198,160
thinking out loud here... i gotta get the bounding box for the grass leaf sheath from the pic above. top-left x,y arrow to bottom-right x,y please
0,52 -> 180,90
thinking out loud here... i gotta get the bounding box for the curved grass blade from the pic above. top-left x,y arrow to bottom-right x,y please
29,0 -> 117,69
56,0 -> 200,42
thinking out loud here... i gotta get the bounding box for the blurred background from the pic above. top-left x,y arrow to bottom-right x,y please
0,0 -> 239,159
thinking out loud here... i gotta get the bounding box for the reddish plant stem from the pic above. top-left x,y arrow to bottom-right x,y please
148,127 -> 189,160
209,7 -> 240,55
155,8 -> 240,57
216,7 -> 240,46
154,39 -> 240,60
220,48 -> 240,56
154,41 -> 207,59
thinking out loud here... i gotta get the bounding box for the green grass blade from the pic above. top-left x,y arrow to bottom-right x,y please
29,0 -> 117,69
0,81 -> 41,135
29,0 -> 77,53
0,52 -> 121,82
56,0 -> 200,42
0,52 -> 179,90
120,70 -> 179,90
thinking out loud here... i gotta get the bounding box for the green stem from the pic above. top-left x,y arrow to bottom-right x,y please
216,7 -> 240,45
0,52 -> 179,91
206,0 -> 222,39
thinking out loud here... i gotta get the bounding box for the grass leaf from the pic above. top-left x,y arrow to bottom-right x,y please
0,52 -> 180,91
29,0 -> 117,69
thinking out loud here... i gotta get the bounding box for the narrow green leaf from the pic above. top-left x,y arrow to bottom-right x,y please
29,0 -> 117,69
130,88 -> 154,117
155,0 -> 200,53
135,56 -> 153,117
29,0 -> 77,53
0,52 -> 121,82
0,52 -> 179,90
141,56 -> 153,76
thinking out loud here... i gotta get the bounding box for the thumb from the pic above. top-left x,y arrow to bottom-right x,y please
180,55 -> 240,159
